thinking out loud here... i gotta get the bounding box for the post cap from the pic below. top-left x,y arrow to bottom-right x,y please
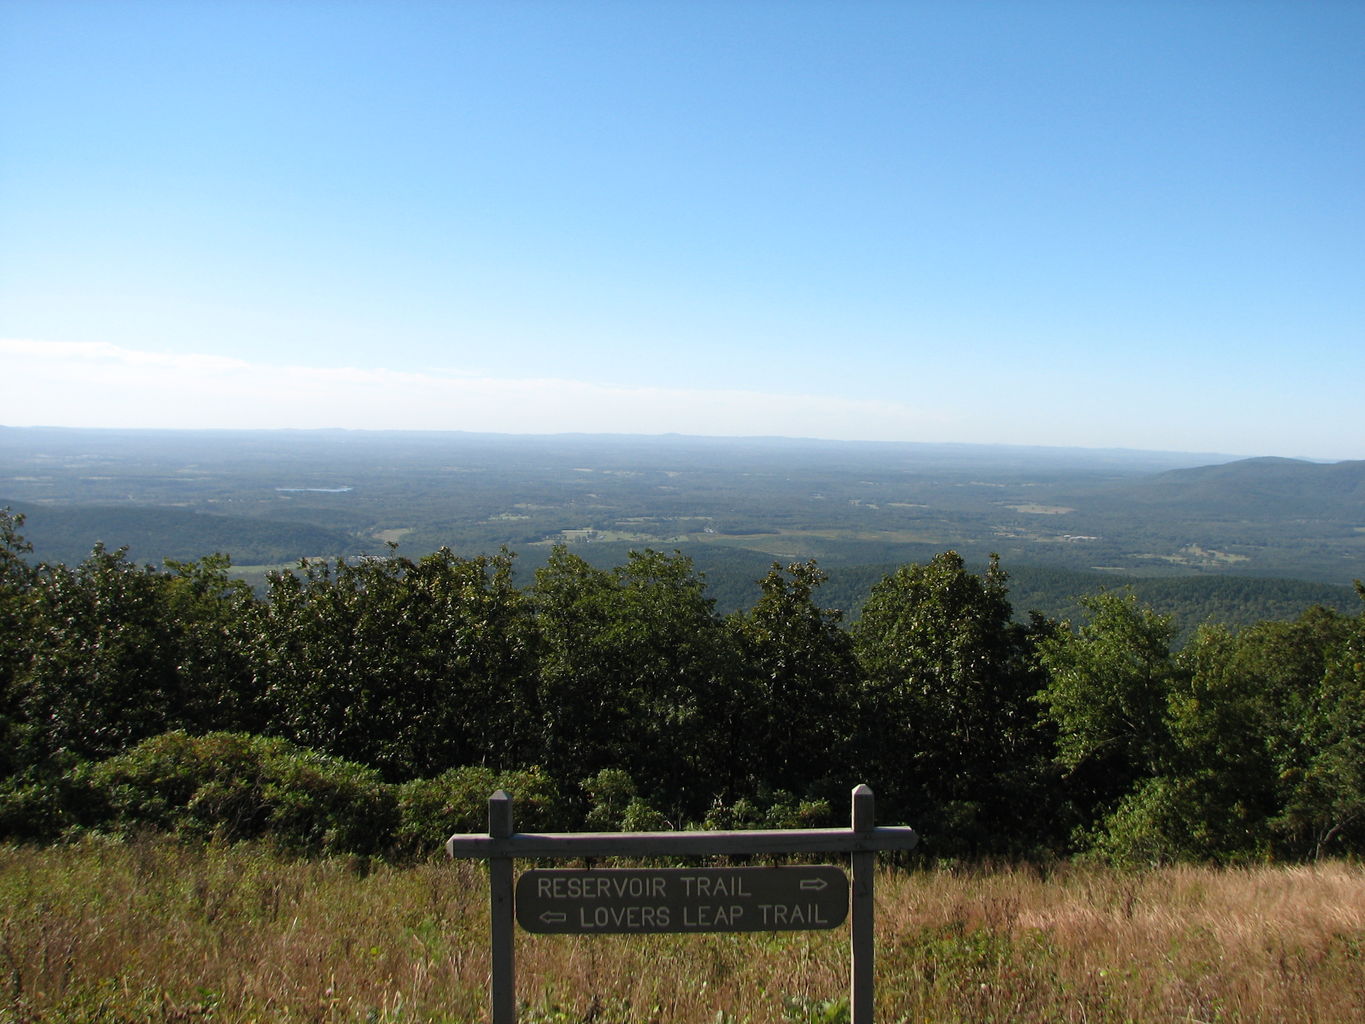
851,784 -> 874,832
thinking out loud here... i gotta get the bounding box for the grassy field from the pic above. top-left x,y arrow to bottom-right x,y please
1,839 -> 1362,1023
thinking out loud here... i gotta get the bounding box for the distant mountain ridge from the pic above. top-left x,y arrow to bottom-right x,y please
1096,457 -> 1365,517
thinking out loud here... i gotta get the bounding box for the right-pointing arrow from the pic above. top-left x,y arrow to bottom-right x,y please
799,878 -> 828,891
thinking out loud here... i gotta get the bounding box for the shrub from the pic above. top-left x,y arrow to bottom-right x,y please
701,788 -> 835,831
75,731 -> 398,856
0,755 -> 92,842
394,763 -> 568,856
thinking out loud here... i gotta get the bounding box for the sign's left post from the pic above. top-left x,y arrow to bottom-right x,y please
488,790 -> 516,1024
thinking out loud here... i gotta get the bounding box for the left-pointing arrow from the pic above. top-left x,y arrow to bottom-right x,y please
541,912 -> 567,924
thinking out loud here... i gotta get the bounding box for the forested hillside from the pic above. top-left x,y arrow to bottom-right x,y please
3,508 -> 1362,864
0,498 -> 362,566
1102,457 -> 1365,517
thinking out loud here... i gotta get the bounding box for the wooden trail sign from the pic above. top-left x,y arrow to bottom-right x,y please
446,784 -> 917,1024
516,865 -> 849,934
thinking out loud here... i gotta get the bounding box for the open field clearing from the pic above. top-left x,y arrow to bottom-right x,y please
1,840 -> 1362,1023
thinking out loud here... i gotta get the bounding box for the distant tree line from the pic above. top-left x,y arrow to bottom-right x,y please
2,508 -> 1362,863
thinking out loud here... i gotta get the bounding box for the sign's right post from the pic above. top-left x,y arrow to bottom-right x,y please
850,784 -> 875,1024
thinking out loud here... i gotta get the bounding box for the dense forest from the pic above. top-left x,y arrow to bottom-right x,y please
2,507 -> 1362,864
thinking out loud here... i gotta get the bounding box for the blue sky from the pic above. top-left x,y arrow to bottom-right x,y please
2,1 -> 1361,459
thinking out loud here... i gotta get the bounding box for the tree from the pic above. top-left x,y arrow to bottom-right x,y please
852,552 -> 1049,854
1035,590 -> 1179,844
162,553 -> 263,735
257,549 -> 535,781
0,510 -> 37,776
3,526 -> 262,792
12,544 -> 186,766
1084,622 -> 1278,863
531,547 -> 735,818
1075,598 -> 1365,863
727,560 -> 860,801
1253,597 -> 1365,858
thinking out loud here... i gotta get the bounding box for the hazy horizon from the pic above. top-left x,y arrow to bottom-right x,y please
0,420 -> 1318,467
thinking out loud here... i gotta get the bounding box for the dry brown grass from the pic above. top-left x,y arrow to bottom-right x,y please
1,840 -> 1362,1023
876,860 -> 1365,1023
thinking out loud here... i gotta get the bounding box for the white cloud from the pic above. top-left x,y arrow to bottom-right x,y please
0,338 -> 950,441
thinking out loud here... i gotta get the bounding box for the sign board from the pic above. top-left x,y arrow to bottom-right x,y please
516,865 -> 848,934
447,784 -> 917,1024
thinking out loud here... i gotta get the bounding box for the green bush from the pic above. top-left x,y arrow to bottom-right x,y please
0,756 -> 92,842
4,730 -> 578,860
394,763 -> 568,856
579,768 -> 671,831
75,731 -> 398,856
701,788 -> 835,831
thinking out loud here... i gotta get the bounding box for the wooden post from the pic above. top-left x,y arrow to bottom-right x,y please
489,790 -> 516,1024
850,784 -> 875,1024
447,783 -> 917,1024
